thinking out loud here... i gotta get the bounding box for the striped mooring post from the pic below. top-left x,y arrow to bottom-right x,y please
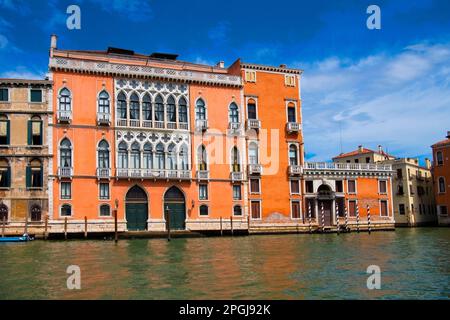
335,203 -> 340,235
308,203 -> 312,233
367,204 -> 371,234
344,204 -> 349,232
356,203 -> 360,233
321,202 -> 325,233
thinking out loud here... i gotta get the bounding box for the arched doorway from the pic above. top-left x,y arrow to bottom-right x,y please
125,185 -> 148,231
0,204 -> 8,222
30,204 -> 42,222
317,184 -> 333,227
164,186 -> 186,230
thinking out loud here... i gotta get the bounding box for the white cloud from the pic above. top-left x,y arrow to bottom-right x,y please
0,66 -> 45,79
299,42 -> 450,162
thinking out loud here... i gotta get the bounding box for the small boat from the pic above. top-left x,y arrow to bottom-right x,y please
0,234 -> 34,243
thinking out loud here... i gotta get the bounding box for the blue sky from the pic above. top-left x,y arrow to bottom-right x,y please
1,0 -> 449,163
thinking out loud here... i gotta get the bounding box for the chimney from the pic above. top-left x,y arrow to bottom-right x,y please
425,158 -> 431,169
358,145 -> 363,153
279,64 -> 287,68
378,145 -> 383,153
217,61 -> 225,68
447,131 -> 450,139
51,34 -> 57,49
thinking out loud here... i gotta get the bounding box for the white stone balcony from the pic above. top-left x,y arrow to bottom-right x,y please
231,171 -> 244,181
57,110 -> 72,123
248,164 -> 262,175
115,119 -> 189,131
286,122 -> 301,133
303,162 -> 393,172
97,112 -> 111,125
246,119 -> 261,130
96,168 -> 110,179
58,167 -> 73,178
229,122 -> 241,130
195,119 -> 208,132
196,170 -> 209,180
288,165 -> 302,175
116,168 -> 191,180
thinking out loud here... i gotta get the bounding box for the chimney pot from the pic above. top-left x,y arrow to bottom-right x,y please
50,34 -> 57,49
280,64 -> 287,68
217,61 -> 225,68
358,145 -> 363,152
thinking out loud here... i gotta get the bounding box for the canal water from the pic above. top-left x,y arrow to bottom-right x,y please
0,228 -> 448,299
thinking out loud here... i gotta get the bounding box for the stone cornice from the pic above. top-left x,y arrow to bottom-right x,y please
49,57 -> 242,87
241,63 -> 302,75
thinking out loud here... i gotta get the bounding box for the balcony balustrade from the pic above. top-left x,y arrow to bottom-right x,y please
116,168 -> 191,180
231,171 -> 244,181
96,168 -> 110,179
246,119 -> 261,130
195,119 -> 208,132
288,165 -> 302,175
248,164 -> 262,175
196,170 -> 209,180
57,110 -> 72,123
58,167 -> 73,178
303,162 -> 392,172
286,122 -> 301,133
115,118 -> 188,130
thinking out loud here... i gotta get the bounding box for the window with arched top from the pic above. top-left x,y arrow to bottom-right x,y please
248,142 -> 258,164
196,99 -> 206,120
129,93 -> 140,120
439,177 -> 446,193
178,97 -> 188,123
58,88 -> 71,111
98,140 -> 110,169
179,144 -> 189,170
289,145 -> 298,165
98,90 -> 110,114
168,143 -> 177,170
167,96 -> 176,123
0,158 -> 10,188
118,141 -> 128,169
142,93 -> 152,121
155,95 -> 164,122
0,204 -> 8,222
287,102 -> 296,122
30,204 -> 42,222
199,204 -> 209,216
247,99 -> 257,120
155,143 -> 165,170
197,145 -> 207,170
231,146 -> 240,172
130,142 -> 140,169
143,143 -> 153,169
60,138 -> 72,168
229,102 -> 239,123
117,92 -> 127,119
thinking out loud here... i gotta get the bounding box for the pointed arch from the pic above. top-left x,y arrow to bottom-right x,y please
154,94 -> 164,122
197,144 -> 207,170
59,138 -> 72,168
118,141 -> 128,169
97,139 -> 110,169
142,92 -> 152,121
58,87 -> 72,111
229,102 -> 239,123
178,96 -> 188,124
98,90 -> 110,114
195,98 -> 206,120
117,91 -> 127,120
231,146 -> 241,172
167,95 -> 176,123
155,142 -> 165,169
129,92 -> 140,120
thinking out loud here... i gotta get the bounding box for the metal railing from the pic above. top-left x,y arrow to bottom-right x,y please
97,112 -> 111,125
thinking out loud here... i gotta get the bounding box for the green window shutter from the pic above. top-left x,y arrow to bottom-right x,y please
7,167 -> 11,188
40,165 -> 44,187
26,166 -> 31,188
27,120 -> 32,145
6,120 -> 10,145
39,121 -> 43,145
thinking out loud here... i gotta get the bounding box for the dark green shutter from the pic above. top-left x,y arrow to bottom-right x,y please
39,121 -> 43,145
27,120 -> 32,145
40,165 -> 43,187
6,120 -> 10,145
6,167 -> 11,188
26,166 -> 31,188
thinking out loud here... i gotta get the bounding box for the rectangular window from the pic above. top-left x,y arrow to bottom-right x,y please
250,178 -> 260,193
247,102 -> 257,120
287,107 -> 296,122
397,169 -> 403,179
245,71 -> 256,82
28,120 -> 43,145
349,200 -> 357,217
354,159 -> 359,163
27,166 -> 43,188
290,179 -> 300,194
379,180 -> 387,194
0,119 -> 10,145
199,184 -> 208,200
60,182 -> 71,199
291,200 -> 301,219
0,167 -> 10,188
30,89 -> 43,103
348,180 -> 356,193
251,201 -> 261,219
399,204 -> 405,215
439,206 -> 448,216
436,151 -> 444,165
285,75 -> 296,87
0,88 -> 8,102
336,180 -> 343,192
232,184 -> 241,200
365,157 -> 370,163
99,183 -> 110,200
305,180 -> 314,193
380,200 -> 388,217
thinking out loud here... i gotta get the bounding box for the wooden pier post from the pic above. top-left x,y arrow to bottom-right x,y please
308,203 -> 312,233
165,206 -> 171,242
64,217 -> 68,240
114,210 -> 118,243
367,205 -> 371,235
321,202 -> 325,233
84,216 -> 88,239
1,216 -> 5,238
220,216 -> 223,236
230,216 -> 233,236
356,203 -> 360,233
44,215 -> 48,240
344,205 -> 349,232
24,215 -> 28,235
335,203 -> 340,235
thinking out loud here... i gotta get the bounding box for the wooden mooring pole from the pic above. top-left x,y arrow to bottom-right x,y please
367,205 -> 371,235
64,217 -> 68,240
1,216 -> 5,237
230,216 -> 233,236
114,210 -> 118,243
220,216 -> 223,236
335,203 -> 340,235
356,203 -> 360,233
166,206 -> 171,242
24,215 -> 28,235
321,202 -> 325,233
308,203 -> 312,233
84,216 -> 88,239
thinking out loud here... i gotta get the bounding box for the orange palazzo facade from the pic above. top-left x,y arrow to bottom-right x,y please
41,35 -> 395,235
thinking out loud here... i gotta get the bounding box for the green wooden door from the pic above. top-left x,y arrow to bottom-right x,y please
167,202 -> 185,230
126,203 -> 148,231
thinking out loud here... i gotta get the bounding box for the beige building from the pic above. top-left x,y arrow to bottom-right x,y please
0,79 -> 52,232
333,146 -> 437,226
